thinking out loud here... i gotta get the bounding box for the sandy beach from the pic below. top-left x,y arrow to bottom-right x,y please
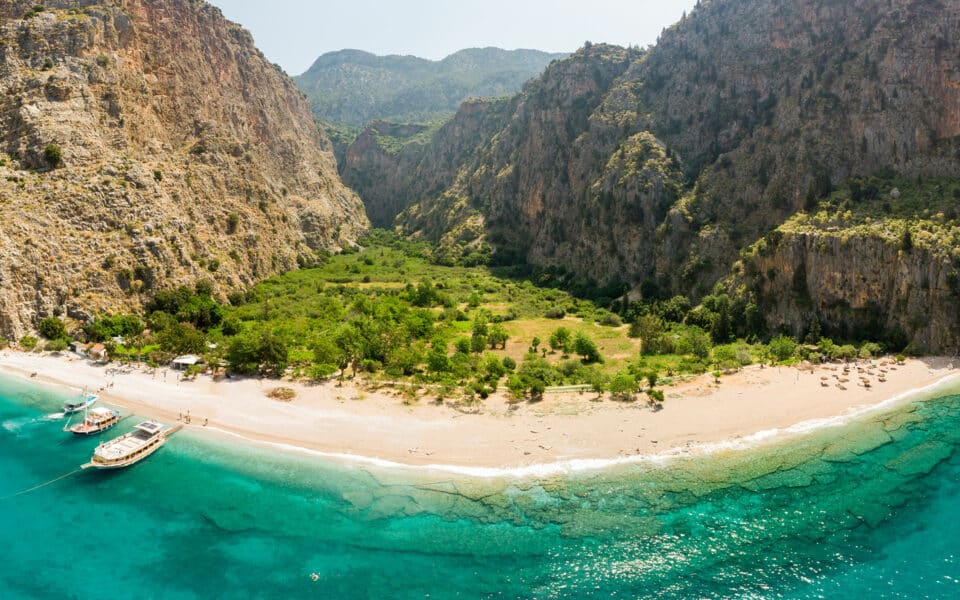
0,350 -> 957,472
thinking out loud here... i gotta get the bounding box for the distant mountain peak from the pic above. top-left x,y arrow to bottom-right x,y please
295,47 -> 569,127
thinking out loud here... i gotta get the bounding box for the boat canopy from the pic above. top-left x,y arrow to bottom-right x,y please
173,355 -> 201,366
134,421 -> 163,434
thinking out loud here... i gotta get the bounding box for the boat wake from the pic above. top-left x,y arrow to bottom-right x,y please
3,414 -> 64,433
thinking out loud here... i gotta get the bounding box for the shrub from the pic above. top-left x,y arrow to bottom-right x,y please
20,335 -> 38,351
903,341 -> 926,357
544,307 -> 566,319
38,317 -> 68,340
502,356 -> 517,371
768,335 -> 798,362
43,144 -> 63,167
599,313 -> 623,327
227,213 -> 240,234
46,338 -> 69,352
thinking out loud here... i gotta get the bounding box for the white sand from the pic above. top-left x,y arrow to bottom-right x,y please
1,350 -> 956,471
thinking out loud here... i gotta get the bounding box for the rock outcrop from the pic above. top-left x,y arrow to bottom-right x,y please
346,0 -> 960,350
0,0 -> 368,339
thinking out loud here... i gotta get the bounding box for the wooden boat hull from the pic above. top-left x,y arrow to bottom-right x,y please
82,437 -> 167,470
70,419 -> 120,436
80,426 -> 181,470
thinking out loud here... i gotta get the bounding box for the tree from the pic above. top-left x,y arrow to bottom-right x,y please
900,228 -> 913,252
256,332 -> 289,374
548,327 -> 571,353
646,372 -> 658,389
579,364 -> 607,397
228,331 -> 288,375
470,333 -> 487,354
483,354 -> 507,382
157,322 -> 206,355
38,317 -> 68,340
677,327 -> 711,360
426,346 -> 451,375
711,345 -> 739,371
506,374 -> 526,401
631,315 -> 669,355
386,345 -> 423,377
608,371 -> 637,402
313,336 -> 347,377
768,335 -> 798,362
455,337 -> 472,354
804,317 -> 822,344
334,324 -> 366,377
573,332 -> 602,364
488,324 -> 509,349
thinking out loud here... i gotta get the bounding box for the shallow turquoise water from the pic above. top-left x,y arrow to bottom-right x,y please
1,374 -> 958,599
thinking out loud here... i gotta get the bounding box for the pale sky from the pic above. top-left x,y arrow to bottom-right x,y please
207,0 -> 698,76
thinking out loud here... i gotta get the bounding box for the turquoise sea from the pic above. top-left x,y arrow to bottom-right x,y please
1,373 -> 959,599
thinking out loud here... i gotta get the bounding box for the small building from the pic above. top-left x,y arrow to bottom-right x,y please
172,355 -> 201,370
71,341 -> 91,356
89,344 -> 107,361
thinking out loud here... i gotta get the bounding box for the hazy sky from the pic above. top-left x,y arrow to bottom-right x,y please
208,0 -> 698,76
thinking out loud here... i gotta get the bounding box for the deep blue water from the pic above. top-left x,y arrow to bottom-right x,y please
1,373 -> 958,599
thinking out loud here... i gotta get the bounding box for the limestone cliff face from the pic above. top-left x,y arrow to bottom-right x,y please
0,0 -> 368,339
348,0 -> 960,349
341,99 -> 513,228
741,228 -> 960,354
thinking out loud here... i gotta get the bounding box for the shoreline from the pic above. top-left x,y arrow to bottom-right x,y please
1,350 -> 958,477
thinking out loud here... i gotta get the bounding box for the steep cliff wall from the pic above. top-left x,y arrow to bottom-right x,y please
348,0 -> 960,349
0,1 -> 368,339
342,98 -> 513,228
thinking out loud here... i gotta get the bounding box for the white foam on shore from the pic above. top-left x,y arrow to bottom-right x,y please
198,373 -> 960,479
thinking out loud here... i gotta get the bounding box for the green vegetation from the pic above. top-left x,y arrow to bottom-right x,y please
772,175 -> 960,263
66,231 -> 902,401
38,317 -> 68,341
19,335 -> 38,351
295,48 -> 567,127
43,144 -> 62,168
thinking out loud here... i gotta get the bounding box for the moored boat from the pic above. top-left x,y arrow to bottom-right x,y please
81,421 -> 181,470
69,407 -> 121,436
63,389 -> 98,415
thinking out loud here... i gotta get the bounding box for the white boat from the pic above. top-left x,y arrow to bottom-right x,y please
63,389 -> 98,415
81,421 -> 180,470
68,407 -> 121,436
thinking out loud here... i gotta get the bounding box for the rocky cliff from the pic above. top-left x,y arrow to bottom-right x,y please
0,0 -> 368,340
349,0 -> 960,350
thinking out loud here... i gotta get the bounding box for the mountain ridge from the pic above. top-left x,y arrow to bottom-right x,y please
295,46 -> 568,127
343,0 -> 960,352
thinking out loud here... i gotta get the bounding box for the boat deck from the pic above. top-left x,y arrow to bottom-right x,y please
95,430 -> 156,461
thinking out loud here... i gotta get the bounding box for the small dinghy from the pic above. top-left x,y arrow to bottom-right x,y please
63,389 -> 98,415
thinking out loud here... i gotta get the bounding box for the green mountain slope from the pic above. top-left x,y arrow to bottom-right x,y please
294,47 -> 568,126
